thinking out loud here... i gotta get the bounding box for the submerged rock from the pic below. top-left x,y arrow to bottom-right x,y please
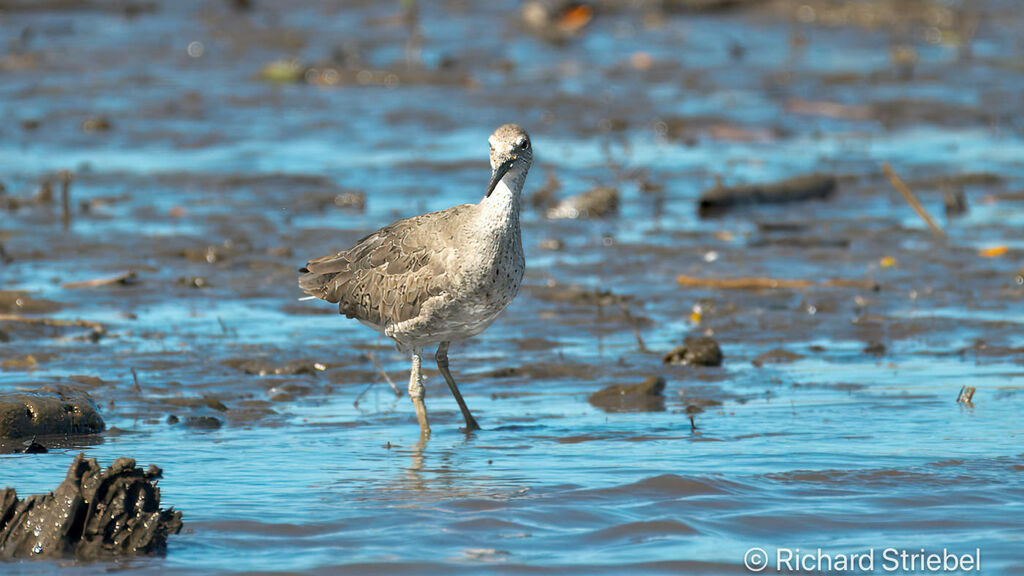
588,376 -> 666,413
0,454 -> 182,559
0,385 -> 105,440
663,337 -> 724,367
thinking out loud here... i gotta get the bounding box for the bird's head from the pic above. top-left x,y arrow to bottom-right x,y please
486,124 -> 532,197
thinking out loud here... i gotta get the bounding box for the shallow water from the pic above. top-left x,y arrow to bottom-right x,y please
1,0 -> 1023,574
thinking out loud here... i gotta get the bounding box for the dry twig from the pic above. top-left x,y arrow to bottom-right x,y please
62,271 -> 137,289
882,163 -> 946,239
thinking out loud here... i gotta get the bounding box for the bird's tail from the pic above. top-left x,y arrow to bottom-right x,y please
298,266 -> 339,303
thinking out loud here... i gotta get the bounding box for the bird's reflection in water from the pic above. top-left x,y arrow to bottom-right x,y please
396,433 -> 525,502
403,437 -> 428,492
401,435 -> 472,496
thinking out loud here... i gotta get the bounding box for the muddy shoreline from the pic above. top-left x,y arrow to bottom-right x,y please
1,0 -> 1023,573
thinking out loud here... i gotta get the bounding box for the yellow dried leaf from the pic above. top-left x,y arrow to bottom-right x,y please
880,256 -> 896,268
979,246 -> 1008,258
557,5 -> 593,33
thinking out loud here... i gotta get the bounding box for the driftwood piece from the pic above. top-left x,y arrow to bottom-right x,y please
698,173 -> 837,216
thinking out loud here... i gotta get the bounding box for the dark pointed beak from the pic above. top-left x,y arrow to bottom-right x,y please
485,156 -> 516,197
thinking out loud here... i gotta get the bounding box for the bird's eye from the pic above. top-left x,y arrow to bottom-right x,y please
520,140 -> 530,150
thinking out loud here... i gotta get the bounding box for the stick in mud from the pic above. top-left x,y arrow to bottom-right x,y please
882,163 -> 946,239
619,301 -> 649,353
354,351 -> 403,407
60,170 -> 72,231
956,385 -> 976,405
62,271 -> 137,289
0,314 -> 104,333
368,351 -> 402,397
131,367 -> 142,393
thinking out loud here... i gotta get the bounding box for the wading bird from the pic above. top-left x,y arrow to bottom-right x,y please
299,124 -> 532,437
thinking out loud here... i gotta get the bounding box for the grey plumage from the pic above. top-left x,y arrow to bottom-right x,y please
299,205 -> 473,333
298,124 -> 533,436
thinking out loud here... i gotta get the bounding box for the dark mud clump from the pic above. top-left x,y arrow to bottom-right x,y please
697,173 -> 836,216
0,385 -> 105,443
222,358 -> 327,376
0,453 -> 182,560
0,291 -> 63,314
752,348 -> 806,367
588,376 -> 666,413
663,337 -> 724,367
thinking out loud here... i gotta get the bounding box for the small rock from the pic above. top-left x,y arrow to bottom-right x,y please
944,188 -> 968,217
588,376 -> 666,413
333,191 -> 366,211
752,348 -> 805,367
547,187 -> 619,219
22,440 -> 48,454
663,337 -> 723,367
179,276 -> 209,288
81,116 -> 112,133
538,238 -> 565,251
203,396 -> 229,412
182,416 -> 221,430
862,342 -> 886,357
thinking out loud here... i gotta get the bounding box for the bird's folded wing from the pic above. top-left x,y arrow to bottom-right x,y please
300,204 -> 472,328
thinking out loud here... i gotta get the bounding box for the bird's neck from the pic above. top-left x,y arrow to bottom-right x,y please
479,170 -> 526,226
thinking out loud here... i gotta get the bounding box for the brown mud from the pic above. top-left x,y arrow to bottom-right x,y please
0,386 -> 105,449
0,454 -> 181,559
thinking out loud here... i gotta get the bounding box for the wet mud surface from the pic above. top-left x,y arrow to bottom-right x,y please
1,0 -> 1023,574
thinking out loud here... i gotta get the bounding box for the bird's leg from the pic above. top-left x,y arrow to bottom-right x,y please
435,341 -> 481,432
408,349 -> 430,437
